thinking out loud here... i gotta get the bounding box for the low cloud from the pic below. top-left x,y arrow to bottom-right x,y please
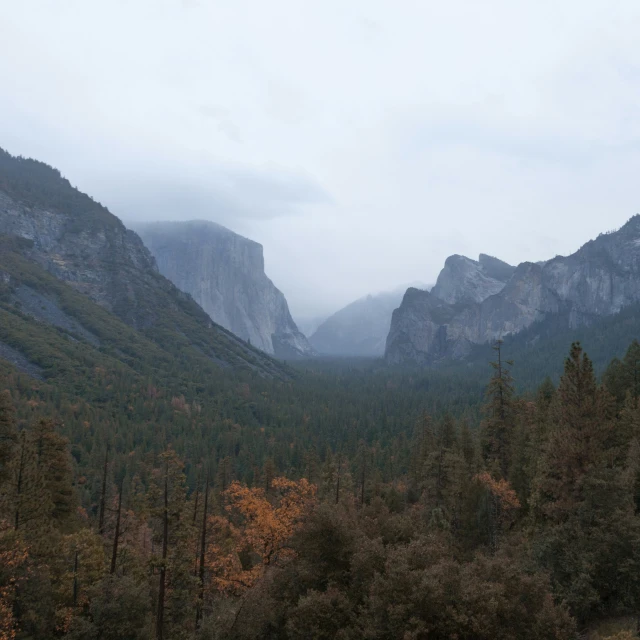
99,163 -> 331,227
2,0 -> 640,317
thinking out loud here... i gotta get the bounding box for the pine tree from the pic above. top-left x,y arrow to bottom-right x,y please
110,478 -> 124,575
149,449 -> 197,640
604,339 -> 640,407
263,458 -> 276,495
5,430 -> 49,535
31,419 -> 76,530
532,343 -> 617,520
531,343 -> 640,622
195,471 -> 209,628
480,340 -> 515,478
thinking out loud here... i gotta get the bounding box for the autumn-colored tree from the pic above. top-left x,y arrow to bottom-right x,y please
475,471 -> 520,552
206,477 -> 316,597
0,525 -> 28,640
226,477 -> 316,570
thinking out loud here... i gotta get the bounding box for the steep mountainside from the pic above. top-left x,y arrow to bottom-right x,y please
0,148 -> 289,377
310,289 -> 412,356
136,221 -> 314,358
386,218 -> 640,365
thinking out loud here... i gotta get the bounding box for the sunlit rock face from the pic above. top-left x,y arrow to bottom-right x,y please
137,220 -> 314,358
386,216 -> 640,365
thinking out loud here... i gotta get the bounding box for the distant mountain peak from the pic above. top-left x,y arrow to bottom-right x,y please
430,252 -> 514,306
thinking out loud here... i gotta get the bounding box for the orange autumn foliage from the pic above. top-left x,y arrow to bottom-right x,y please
0,526 -> 28,640
475,472 -> 521,510
205,515 -> 254,594
206,477 -> 316,594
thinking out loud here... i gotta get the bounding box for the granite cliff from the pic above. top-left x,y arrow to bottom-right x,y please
136,221 -> 314,358
430,254 -> 515,305
386,218 -> 640,365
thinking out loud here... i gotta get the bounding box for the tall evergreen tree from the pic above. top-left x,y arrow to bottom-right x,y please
531,342 -> 640,622
604,339 -> 640,407
480,340 -> 515,477
149,449 -> 197,640
31,418 -> 76,530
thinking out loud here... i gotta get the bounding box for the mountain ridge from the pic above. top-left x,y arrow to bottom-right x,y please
386,216 -> 640,365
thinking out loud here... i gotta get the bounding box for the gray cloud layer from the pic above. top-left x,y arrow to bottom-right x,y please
1,0 -> 640,317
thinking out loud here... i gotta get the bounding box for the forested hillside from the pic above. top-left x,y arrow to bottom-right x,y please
3,334 -> 640,638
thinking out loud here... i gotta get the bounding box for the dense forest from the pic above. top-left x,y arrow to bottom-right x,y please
3,338 -> 640,638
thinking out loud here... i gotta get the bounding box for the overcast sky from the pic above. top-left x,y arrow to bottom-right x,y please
1,1 -> 640,318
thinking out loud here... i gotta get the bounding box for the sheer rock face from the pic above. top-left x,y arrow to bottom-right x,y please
386,216 -> 640,365
137,220 -> 314,358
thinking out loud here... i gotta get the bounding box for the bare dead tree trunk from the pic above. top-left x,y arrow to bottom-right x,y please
14,434 -> 26,531
72,551 -> 79,607
98,445 -> 109,535
489,493 -> 500,554
192,470 -> 200,526
156,464 -> 168,640
110,478 -> 123,574
196,471 -> 210,628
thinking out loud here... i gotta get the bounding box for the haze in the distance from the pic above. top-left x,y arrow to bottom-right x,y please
1,0 -> 639,317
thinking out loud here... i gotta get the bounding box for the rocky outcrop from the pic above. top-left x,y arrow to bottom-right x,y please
0,190 -> 160,328
385,288 -> 459,364
310,288 -> 418,357
430,254 -> 514,305
386,216 -> 640,365
136,221 -> 314,358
